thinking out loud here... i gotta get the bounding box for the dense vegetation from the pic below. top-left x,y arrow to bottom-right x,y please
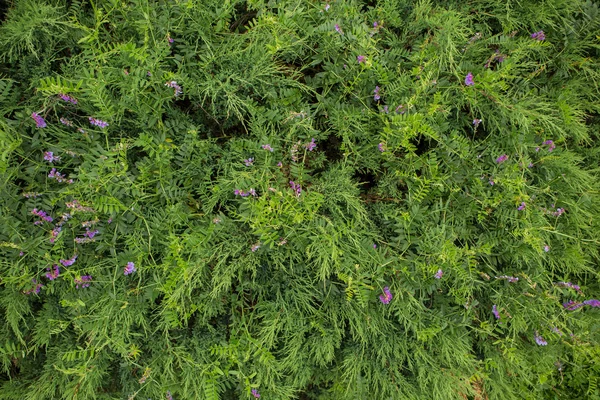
1,0 -> 599,398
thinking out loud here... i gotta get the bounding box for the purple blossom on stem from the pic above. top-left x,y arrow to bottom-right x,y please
473,119 -> 482,128
492,305 -> 500,319
543,140 -> 556,152
357,55 -> 366,64
58,93 -> 78,105
244,158 -> 254,166
496,275 -> 519,283
563,300 -> 584,310
517,202 -> 526,211
88,117 -> 109,128
277,161 -> 283,167
555,281 -> 581,292
45,264 -> 60,280
534,332 -> 548,346
251,243 -> 260,252
305,138 -> 317,151
165,81 -> 183,96
24,279 -> 43,295
124,262 -> 136,275
334,24 -> 343,34
262,144 -> 273,152
44,151 -> 61,163
496,154 -> 508,163
464,72 -> 474,86
324,3 -> 330,11
289,181 -> 302,197
584,299 -> 600,307
31,208 -> 53,223
49,226 -> 62,243
166,391 -> 173,400
31,112 -> 47,128
84,229 -> 99,239
531,31 -> 545,41
434,269 -> 443,279
382,105 -> 389,114
543,245 -> 550,252
373,86 -> 381,101
379,286 -> 392,304
378,143 -> 386,152
75,275 -> 92,289
251,389 -> 260,398
60,254 -> 78,267
395,105 -> 405,114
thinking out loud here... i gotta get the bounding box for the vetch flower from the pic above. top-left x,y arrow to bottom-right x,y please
378,143 -> 386,152
165,80 -> 183,96
434,269 -> 443,279
324,3 -> 330,11
251,389 -> 260,398
543,139 -> 556,152
373,86 -> 381,101
74,275 -> 92,289
58,93 -> 78,104
555,281 -> 581,292
563,300 -> 584,310
166,391 -> 173,400
24,279 -> 43,295
44,151 -> 61,163
531,31 -> 545,41
305,138 -> 317,151
124,262 -> 136,275
464,72 -> 474,86
517,202 -> 526,211
583,299 -> 600,307
534,332 -> 548,346
277,161 -> 283,167
60,254 -> 78,267
251,243 -> 260,252
473,119 -> 482,128
496,154 -> 508,163
88,117 -> 109,128
289,181 -> 302,197
379,286 -> 392,304
262,144 -> 273,152
45,264 -> 60,280
496,275 -> 519,283
543,245 -> 550,252
31,112 -> 47,128
492,305 -> 500,319
334,24 -> 343,34
357,55 -> 366,64
244,158 -> 254,166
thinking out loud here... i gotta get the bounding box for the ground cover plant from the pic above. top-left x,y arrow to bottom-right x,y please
1,0 -> 600,398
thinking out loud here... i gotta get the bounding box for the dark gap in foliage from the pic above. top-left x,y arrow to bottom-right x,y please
411,135 -> 433,156
322,133 -> 343,163
353,170 -> 377,194
229,2 -> 257,34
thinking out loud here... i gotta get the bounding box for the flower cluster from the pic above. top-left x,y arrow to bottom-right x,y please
334,24 -> 343,34
24,279 -> 43,295
496,275 -> 519,283
562,299 -> 599,310
542,139 -> 556,152
58,93 -> 78,104
434,269 -> 443,279
22,192 -> 41,198
261,144 -> 273,152
492,305 -> 500,319
289,181 -> 302,197
32,208 -> 53,225
74,275 -> 92,289
473,118 -> 482,128
305,138 -> 317,151
357,55 -> 366,64
66,200 -> 95,213
44,151 -> 61,163
534,332 -> 548,346
291,141 -> 300,162
165,81 -> 183,96
49,213 -> 71,243
379,286 -> 392,304
378,143 -> 386,152
48,168 -> 73,184
517,202 -> 526,211
531,31 -> 545,41
31,112 -> 47,128
89,117 -> 109,128
251,243 -> 260,252
60,254 -> 78,267
496,154 -> 508,163
124,262 -> 136,275
234,188 -> 257,197
244,158 -> 254,166
464,72 -> 474,86
45,264 -> 60,280
251,389 -> 260,398
373,86 -> 381,101
555,281 -> 581,292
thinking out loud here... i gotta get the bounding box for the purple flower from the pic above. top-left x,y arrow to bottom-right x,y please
373,244 -> 377,249
251,389 -> 260,398
88,117 -> 109,128
251,243 -> 260,252
334,24 -> 343,34
395,105 -> 405,114
31,112 -> 47,128
44,151 -> 61,163
60,254 -> 78,267
74,275 -> 92,289
84,229 -> 99,239
124,262 -> 136,275
262,144 -> 273,152
379,286 -> 392,304
496,275 -> 519,283
517,202 -> 526,211
373,86 -> 381,101
244,158 -> 254,166
534,332 -> 548,346
464,72 -> 474,86
492,305 -> 500,319
19,252 -> 24,256
563,300 -> 584,310
45,264 -> 60,280
49,226 -> 62,243
289,181 -> 302,197
167,34 -> 174,44
583,299 -> 600,308
543,245 -> 550,252
31,208 -> 53,224
24,279 -> 43,295
552,326 -> 563,336
378,143 -> 386,152
305,138 -> 317,151
496,154 -> 508,163
357,55 -> 366,64
555,281 -> 581,292
531,31 -> 545,41
59,93 -> 78,104
434,269 -> 443,279
324,4 -> 330,11
543,139 -> 556,152
164,81 -> 183,96
473,119 -> 482,128
277,161 -> 283,167
373,21 -> 379,28
489,179 -> 495,185
382,105 -> 389,114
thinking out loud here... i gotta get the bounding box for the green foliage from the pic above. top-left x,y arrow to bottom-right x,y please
0,0 -> 599,398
